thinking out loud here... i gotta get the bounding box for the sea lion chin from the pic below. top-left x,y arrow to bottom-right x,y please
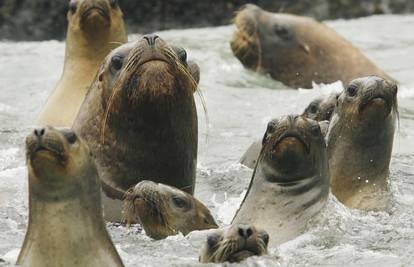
327,76 -> 398,211
17,127 -> 124,267
199,224 -> 269,263
233,115 -> 329,246
123,180 -> 218,240
231,4 -> 393,89
73,35 -> 200,221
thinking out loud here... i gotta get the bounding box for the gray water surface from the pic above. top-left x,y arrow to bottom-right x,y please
1,14 -> 414,266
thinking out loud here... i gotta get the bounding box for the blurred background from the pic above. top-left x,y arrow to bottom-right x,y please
1,0 -> 414,41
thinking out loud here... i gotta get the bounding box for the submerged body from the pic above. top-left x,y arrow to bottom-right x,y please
231,4 -> 392,89
73,35 -> 200,221
233,115 -> 329,247
37,0 -> 127,127
17,127 -> 123,267
327,76 -> 398,210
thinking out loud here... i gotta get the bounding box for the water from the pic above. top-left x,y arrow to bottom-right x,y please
1,14 -> 414,266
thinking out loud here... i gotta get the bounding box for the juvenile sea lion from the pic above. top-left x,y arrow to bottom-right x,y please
73,35 -> 199,220
231,4 -> 393,89
37,0 -> 127,127
123,180 -> 217,239
327,76 -> 398,210
17,127 -> 123,267
233,115 -> 329,246
240,94 -> 336,169
303,93 -> 339,122
199,224 -> 269,263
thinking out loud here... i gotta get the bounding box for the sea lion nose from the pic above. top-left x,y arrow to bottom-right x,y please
143,34 -> 159,47
238,225 -> 253,239
34,128 -> 46,138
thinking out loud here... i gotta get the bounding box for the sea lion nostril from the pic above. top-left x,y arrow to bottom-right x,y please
144,34 -> 159,47
238,226 -> 253,238
34,128 -> 45,137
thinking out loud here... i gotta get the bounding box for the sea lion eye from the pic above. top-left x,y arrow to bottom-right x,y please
64,131 -> 77,144
261,232 -> 269,245
110,55 -> 124,73
172,196 -> 189,209
109,0 -> 118,8
172,46 -> 187,63
274,25 -> 290,39
207,233 -> 221,247
177,49 -> 187,63
309,103 -> 318,114
347,84 -> 358,97
69,0 -> 77,13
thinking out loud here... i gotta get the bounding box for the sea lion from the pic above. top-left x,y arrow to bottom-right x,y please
199,224 -> 269,263
72,35 -> 199,221
37,0 -> 127,127
17,127 -> 124,267
327,76 -> 398,210
122,180 -> 217,239
240,112 -> 329,169
303,93 -> 339,122
231,4 -> 393,89
233,115 -> 329,246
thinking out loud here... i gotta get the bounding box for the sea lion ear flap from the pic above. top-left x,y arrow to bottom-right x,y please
187,60 -> 200,90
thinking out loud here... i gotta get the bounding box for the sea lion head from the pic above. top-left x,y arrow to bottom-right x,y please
67,0 -> 125,39
303,93 -> 339,122
334,76 -> 398,129
123,180 -> 217,239
231,4 -> 311,75
259,115 -> 327,184
199,224 -> 269,263
25,126 -> 97,200
97,35 -> 199,128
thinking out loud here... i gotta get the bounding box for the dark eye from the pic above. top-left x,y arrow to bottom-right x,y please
347,84 -> 358,97
172,196 -> 188,208
309,103 -> 318,114
109,0 -> 118,8
274,25 -> 290,39
64,131 -> 77,144
110,55 -> 123,73
177,49 -> 187,63
172,46 -> 187,63
69,0 -> 77,13
261,232 -> 269,245
207,233 -> 221,247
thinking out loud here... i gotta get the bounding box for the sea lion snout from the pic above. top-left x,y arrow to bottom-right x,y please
200,224 -> 269,263
342,76 -> 398,117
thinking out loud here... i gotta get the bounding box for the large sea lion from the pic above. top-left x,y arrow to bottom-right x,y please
72,35 -> 199,220
199,224 -> 269,263
327,76 -> 398,210
123,180 -> 218,239
37,0 -> 127,127
233,115 -> 329,246
231,4 -> 393,89
17,127 -> 124,267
